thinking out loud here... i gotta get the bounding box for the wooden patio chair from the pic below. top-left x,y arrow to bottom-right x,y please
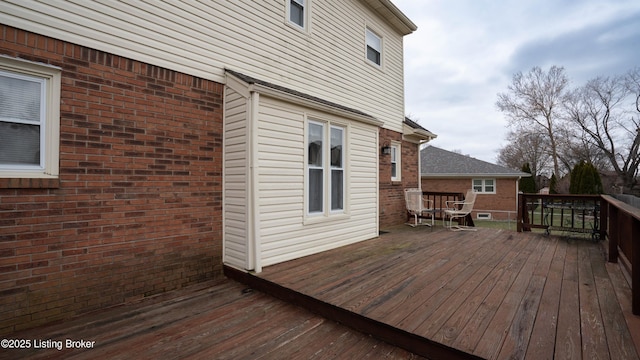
444,189 -> 477,231
405,188 -> 434,227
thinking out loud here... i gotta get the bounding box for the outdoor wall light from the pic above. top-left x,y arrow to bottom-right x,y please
381,146 -> 391,155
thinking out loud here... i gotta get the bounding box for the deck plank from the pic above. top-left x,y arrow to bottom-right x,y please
472,234 -> 549,359
524,237 -> 566,359
452,232 -> 544,354
555,241 -> 582,359
577,243 -> 610,359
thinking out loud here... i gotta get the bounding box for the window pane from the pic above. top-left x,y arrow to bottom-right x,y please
0,73 -> 42,123
309,168 -> 323,213
0,121 -> 40,165
331,169 -> 343,211
367,47 -> 380,65
308,122 -> 323,166
366,29 -> 381,51
473,179 -> 482,192
330,127 -> 342,168
391,163 -> 397,179
289,0 -> 304,27
485,180 -> 495,192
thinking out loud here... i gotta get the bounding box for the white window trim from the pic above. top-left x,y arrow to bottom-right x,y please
390,142 -> 401,182
304,116 -> 349,223
0,55 -> 61,179
286,0 -> 310,32
472,178 -> 496,194
365,27 -> 382,67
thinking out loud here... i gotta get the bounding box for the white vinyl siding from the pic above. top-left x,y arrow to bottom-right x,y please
0,0 -> 406,132
223,87 -> 249,269
257,97 -> 378,267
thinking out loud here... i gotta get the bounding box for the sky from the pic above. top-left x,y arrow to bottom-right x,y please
393,0 -> 640,163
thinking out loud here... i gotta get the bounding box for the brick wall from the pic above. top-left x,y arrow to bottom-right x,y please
422,178 -> 519,220
379,128 -> 420,229
0,26 -> 224,335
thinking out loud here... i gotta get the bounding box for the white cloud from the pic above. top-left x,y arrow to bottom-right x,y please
394,0 -> 640,163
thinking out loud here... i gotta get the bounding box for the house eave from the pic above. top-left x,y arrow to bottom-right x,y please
360,0 -> 417,35
403,123 -> 437,143
252,83 -> 384,127
225,70 -> 384,127
421,173 -> 531,179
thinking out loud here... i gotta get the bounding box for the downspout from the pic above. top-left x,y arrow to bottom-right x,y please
515,176 -> 521,221
249,91 -> 262,273
418,141 -> 425,190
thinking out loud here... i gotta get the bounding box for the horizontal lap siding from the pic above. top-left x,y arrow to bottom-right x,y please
1,0 -> 406,132
223,88 -> 248,269
258,98 -> 378,267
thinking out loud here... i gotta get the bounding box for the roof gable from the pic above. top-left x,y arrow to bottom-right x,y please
420,146 -> 530,178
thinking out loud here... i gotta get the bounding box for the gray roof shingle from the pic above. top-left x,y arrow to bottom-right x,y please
421,145 -> 530,177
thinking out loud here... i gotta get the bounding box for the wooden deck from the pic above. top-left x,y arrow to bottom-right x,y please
1,280 -> 423,359
4,226 -> 639,359
244,225 -> 640,360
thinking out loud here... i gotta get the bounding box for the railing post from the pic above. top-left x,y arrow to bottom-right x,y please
517,193 -> 523,232
599,196 -> 607,242
608,204 -> 619,263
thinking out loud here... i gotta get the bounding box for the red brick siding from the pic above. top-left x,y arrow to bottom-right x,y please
379,128 -> 420,229
422,178 -> 519,220
0,26 -> 223,335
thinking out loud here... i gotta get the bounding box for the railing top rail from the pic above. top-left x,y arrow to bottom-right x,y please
602,194 -> 640,221
520,193 -> 602,200
422,191 -> 464,196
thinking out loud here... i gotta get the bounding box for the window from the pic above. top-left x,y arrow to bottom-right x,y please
307,120 -> 346,216
390,143 -> 400,181
330,126 -> 344,211
472,179 -> 495,194
0,56 -> 61,179
288,0 -> 306,29
365,28 -> 382,66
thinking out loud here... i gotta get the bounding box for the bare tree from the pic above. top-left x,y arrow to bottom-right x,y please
497,130 -> 551,186
496,66 -> 570,177
565,70 -> 640,192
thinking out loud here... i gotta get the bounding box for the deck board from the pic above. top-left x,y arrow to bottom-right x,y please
256,225 -> 640,360
1,280 -> 424,360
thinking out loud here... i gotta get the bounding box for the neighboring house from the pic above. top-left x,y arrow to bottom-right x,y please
420,146 -> 530,220
0,0 -> 430,334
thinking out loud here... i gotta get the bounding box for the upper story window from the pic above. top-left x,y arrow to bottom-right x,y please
473,179 -> 496,194
307,119 -> 346,216
288,0 -> 306,29
365,28 -> 382,66
390,142 -> 400,181
0,56 -> 61,179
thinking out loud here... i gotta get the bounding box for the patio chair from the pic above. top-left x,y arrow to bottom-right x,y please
405,188 -> 434,227
444,189 -> 477,231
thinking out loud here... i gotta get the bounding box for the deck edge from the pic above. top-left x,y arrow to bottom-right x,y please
224,265 -> 484,360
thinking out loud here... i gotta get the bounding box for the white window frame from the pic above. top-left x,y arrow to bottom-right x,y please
390,142 -> 401,181
287,0 -> 308,31
330,125 -> 345,213
305,118 -> 348,220
0,55 -> 61,179
472,178 -> 496,194
365,27 -> 382,67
